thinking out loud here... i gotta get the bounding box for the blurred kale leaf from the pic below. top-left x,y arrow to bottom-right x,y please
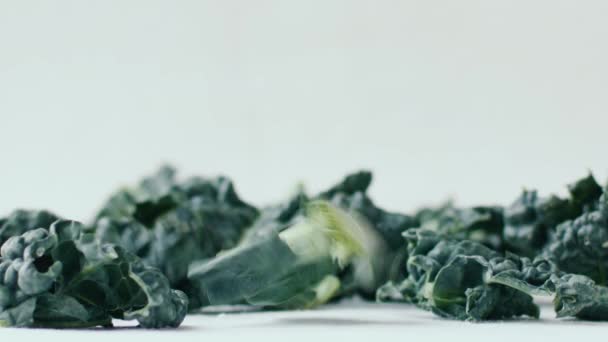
92,165 -> 258,309
414,203 -> 504,251
503,174 -> 602,257
0,210 -> 60,247
543,183 -> 608,285
188,171 -> 418,310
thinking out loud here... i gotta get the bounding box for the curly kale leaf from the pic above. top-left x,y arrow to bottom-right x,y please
500,268 -> 608,321
377,226 -> 608,321
377,229 -> 552,321
0,220 -> 187,328
503,174 -> 602,257
544,192 -> 608,285
0,210 -> 60,247
410,174 -> 601,259
414,203 -> 504,251
504,192 -> 572,257
550,273 -> 608,320
92,165 -> 258,308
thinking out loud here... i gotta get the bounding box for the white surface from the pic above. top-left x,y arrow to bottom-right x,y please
1,1 -> 608,220
1,301 -> 605,342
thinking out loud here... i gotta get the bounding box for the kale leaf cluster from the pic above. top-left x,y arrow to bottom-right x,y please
379,173 -> 608,321
2,166 -> 608,328
92,165 -> 258,309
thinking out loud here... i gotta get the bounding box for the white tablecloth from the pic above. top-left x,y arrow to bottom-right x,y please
2,299 -> 603,342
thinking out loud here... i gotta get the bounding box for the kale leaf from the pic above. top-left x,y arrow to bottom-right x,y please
488,263 -> 608,321
92,165 -> 258,309
545,210 -> 608,285
503,174 -> 602,257
0,210 -> 60,247
231,171 -> 418,304
414,203 -> 504,251
188,201 -> 381,309
377,229 -> 554,321
377,219 -> 608,321
542,183 -> 608,286
549,273 -> 608,320
0,220 -> 187,328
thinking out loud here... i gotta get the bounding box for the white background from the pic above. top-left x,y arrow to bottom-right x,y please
1,1 -> 608,339
1,1 -> 608,220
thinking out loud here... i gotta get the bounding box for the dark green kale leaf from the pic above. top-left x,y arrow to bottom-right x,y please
0,220 -> 187,328
544,186 -> 608,285
92,165 -> 258,308
0,210 -> 60,247
377,225 -> 608,321
235,171 -> 418,303
188,201 -> 377,309
549,273 -> 608,320
490,264 -> 608,321
414,203 -> 504,251
503,192 -> 573,258
503,174 -> 602,257
377,229 -> 553,321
